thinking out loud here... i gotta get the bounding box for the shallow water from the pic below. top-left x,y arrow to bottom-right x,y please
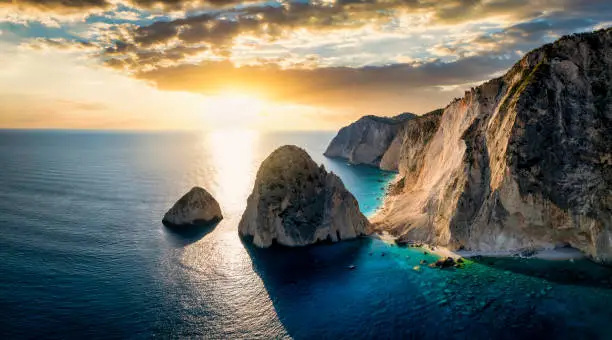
0,130 -> 611,339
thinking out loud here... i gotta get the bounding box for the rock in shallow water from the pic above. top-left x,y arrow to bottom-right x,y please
239,145 -> 370,247
163,187 -> 223,227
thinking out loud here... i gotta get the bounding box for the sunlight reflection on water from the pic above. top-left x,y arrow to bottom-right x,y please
207,129 -> 259,214
159,130 -> 397,337
177,129 -> 288,337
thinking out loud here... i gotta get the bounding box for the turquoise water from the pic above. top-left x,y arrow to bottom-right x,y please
1,130 -> 611,339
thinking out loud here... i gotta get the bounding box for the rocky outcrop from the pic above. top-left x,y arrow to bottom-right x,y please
163,187 -> 223,227
385,109 -> 444,183
374,28 -> 612,263
239,145 -> 370,247
324,113 -> 416,168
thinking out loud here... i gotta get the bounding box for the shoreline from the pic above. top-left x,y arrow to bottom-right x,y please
369,232 -> 586,262
367,172 -> 587,263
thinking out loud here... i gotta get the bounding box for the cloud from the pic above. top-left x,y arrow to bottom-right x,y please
135,54 -> 514,109
429,14 -> 604,59
20,37 -> 99,53
0,0 -> 110,12
0,0 -> 252,14
125,0 -> 245,9
5,0 -> 612,122
93,0 -> 612,73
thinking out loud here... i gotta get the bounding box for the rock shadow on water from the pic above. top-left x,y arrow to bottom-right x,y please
470,255 -> 612,289
162,220 -> 220,248
242,236 -> 375,338
242,236 -> 370,286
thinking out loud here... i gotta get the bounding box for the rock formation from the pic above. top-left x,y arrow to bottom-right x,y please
324,113 -> 416,169
239,145 -> 370,247
374,28 -> 612,263
385,109 -> 443,174
163,187 -> 223,227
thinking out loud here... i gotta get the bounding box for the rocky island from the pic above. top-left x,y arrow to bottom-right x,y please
369,28 -> 612,264
162,186 -> 223,227
239,145 -> 370,247
324,112 -> 417,170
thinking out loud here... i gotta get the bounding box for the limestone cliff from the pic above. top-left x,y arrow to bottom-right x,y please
239,145 -> 370,247
374,29 -> 612,263
324,113 -> 416,168
383,109 -> 443,173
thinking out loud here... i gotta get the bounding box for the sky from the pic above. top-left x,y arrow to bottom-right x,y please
0,0 -> 611,131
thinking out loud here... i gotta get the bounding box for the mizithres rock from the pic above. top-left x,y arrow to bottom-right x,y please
374,28 -> 612,263
324,113 -> 416,169
239,145 -> 370,247
163,186 -> 223,227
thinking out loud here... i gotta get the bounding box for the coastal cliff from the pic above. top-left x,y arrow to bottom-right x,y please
387,109 -> 444,174
324,113 -> 416,169
239,145 -> 370,247
374,29 -> 612,263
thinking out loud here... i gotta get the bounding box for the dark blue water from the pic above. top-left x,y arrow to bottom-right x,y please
1,130 -> 611,339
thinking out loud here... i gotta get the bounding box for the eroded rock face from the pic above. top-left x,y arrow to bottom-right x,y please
163,187 -> 223,227
239,145 -> 370,247
324,113 -> 416,169
386,109 -> 444,186
374,29 -> 612,263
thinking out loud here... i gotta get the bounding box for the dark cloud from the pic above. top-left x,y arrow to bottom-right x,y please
10,0 -> 611,115
472,15 -> 602,52
0,0 -> 111,12
98,0 -> 612,73
0,0 -> 258,13
126,0 -> 245,9
133,54 -> 514,109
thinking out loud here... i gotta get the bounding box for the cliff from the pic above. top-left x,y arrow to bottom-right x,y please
374,28 -> 612,263
324,113 -> 416,168
381,109 -> 444,172
239,145 -> 370,247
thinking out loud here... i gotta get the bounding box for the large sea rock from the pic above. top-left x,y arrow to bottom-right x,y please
324,113 -> 416,169
374,28 -> 612,263
163,187 -> 223,227
239,145 -> 370,247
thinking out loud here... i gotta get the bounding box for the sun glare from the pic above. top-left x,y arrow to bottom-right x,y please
206,91 -> 268,123
206,128 -> 259,213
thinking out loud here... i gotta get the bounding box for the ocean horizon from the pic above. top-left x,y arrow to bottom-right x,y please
1,130 -> 612,339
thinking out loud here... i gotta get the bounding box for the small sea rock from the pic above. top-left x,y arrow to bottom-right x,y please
162,186 -> 222,227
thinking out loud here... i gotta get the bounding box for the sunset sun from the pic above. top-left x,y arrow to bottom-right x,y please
207,91 -> 268,118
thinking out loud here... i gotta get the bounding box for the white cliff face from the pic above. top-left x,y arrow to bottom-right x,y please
324,114 -> 416,169
163,187 -> 223,226
374,29 -> 612,263
379,132 -> 403,171
239,145 -> 370,247
387,109 -> 443,176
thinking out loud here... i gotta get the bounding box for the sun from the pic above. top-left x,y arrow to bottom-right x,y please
206,91 -> 268,120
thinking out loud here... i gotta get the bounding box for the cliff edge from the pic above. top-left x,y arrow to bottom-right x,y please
324,113 -> 416,169
374,28 -> 612,263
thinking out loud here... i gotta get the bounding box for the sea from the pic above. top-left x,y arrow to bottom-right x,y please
1,129 -> 611,339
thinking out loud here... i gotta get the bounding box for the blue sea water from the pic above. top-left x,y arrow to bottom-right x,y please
1,130 -> 611,339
